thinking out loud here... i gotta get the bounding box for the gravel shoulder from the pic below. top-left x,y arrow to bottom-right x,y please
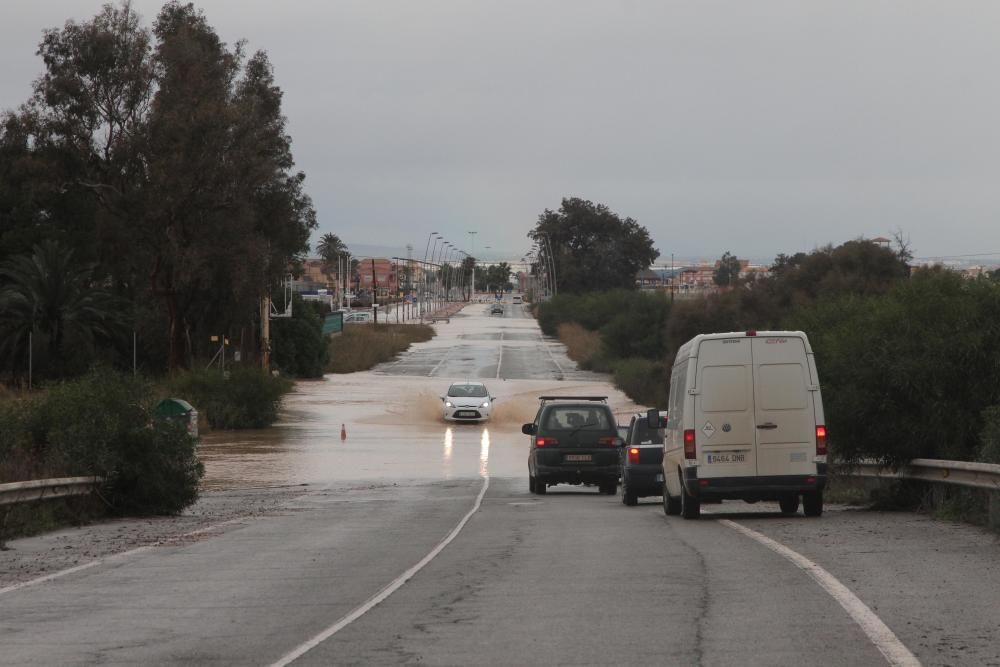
0,485 -> 309,588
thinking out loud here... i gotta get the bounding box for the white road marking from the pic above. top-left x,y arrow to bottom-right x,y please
720,519 -> 921,667
270,475 -> 491,666
542,340 -> 565,376
0,518 -> 247,598
495,331 -> 504,379
428,344 -> 456,377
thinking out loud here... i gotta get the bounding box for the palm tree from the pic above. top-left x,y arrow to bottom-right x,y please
316,232 -> 347,283
0,241 -> 124,378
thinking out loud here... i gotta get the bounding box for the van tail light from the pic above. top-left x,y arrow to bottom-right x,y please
683,430 -> 696,460
536,437 -> 558,447
628,447 -> 640,464
598,436 -> 621,447
815,425 -> 827,458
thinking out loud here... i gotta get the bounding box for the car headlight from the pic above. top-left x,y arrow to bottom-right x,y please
481,401 -> 490,408
445,401 -> 454,408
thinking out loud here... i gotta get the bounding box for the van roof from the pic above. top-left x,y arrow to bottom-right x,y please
675,330 -> 813,360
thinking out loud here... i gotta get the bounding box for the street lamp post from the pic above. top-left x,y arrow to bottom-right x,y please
467,231 -> 477,299
423,232 -> 439,317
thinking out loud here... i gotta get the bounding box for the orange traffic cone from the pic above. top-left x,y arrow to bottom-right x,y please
340,424 -> 347,441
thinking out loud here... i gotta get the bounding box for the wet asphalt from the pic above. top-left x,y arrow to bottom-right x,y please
2,298 -> 999,665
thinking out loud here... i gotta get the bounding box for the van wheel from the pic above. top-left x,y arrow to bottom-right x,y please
663,482 -> 681,516
802,490 -> 823,517
529,475 -> 536,493
681,483 -> 701,519
778,495 -> 800,515
535,479 -> 547,495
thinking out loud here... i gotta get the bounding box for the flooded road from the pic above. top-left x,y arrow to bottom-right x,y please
199,300 -> 640,489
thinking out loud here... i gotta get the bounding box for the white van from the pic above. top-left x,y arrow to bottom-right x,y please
512,294 -> 523,304
662,330 -> 827,519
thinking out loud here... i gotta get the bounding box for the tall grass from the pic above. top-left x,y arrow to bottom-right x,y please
166,366 -> 292,430
327,324 -> 434,373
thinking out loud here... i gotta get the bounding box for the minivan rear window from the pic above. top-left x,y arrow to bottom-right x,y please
545,407 -> 611,431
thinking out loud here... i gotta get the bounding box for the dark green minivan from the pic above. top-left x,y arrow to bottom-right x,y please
523,396 -> 623,495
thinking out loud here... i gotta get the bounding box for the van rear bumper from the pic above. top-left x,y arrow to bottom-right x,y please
683,465 -> 827,500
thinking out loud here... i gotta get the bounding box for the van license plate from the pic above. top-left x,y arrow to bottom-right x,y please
565,454 -> 592,462
707,453 -> 746,464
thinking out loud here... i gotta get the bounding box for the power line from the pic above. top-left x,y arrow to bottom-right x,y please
913,251 -> 1000,260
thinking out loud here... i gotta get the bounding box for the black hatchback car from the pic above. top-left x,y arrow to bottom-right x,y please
523,396 -> 623,495
620,410 -> 667,506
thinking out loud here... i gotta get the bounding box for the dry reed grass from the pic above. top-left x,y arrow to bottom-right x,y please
327,324 -> 434,373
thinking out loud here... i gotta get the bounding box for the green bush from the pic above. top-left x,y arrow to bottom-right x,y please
167,366 -> 292,429
613,358 -> 669,408
270,296 -> 330,378
788,270 -> 1000,466
0,369 -> 203,514
978,406 -> 1000,464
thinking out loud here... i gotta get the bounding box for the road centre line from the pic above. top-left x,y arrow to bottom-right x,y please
269,475 -> 491,666
720,519 -> 921,667
495,332 -> 504,379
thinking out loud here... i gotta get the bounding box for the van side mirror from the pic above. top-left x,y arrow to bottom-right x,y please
646,408 -> 660,429
521,423 -> 536,435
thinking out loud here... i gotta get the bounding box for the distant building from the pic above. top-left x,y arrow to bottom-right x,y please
357,258 -> 397,296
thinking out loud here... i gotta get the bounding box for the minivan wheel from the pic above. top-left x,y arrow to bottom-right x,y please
599,481 -> 617,495
778,495 -> 800,515
536,479 -> 547,495
802,490 -> 823,517
663,482 -> 681,516
681,483 -> 701,519
529,475 -> 536,493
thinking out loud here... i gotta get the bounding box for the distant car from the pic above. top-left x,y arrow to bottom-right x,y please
441,382 -> 494,422
523,396 -> 623,495
490,303 -> 504,315
620,409 -> 667,506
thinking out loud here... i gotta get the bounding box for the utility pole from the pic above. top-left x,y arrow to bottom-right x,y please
371,257 -> 378,324
468,231 -> 477,299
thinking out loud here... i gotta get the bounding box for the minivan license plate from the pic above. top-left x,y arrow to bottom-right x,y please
707,453 -> 746,464
565,454 -> 592,462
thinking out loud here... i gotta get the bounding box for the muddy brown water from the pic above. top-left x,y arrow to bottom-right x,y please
199,304 -> 643,490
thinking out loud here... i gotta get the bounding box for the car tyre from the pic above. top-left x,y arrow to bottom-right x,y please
681,481 -> 701,519
663,482 -> 681,516
536,479 -> 547,495
778,495 -> 800,515
802,490 -> 823,517
529,475 -> 536,493
599,481 -> 617,495
621,476 -> 638,506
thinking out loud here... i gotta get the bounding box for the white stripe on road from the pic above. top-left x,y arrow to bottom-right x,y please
0,517 -> 248,598
720,519 -> 921,667
270,476 -> 491,666
495,332 -> 504,379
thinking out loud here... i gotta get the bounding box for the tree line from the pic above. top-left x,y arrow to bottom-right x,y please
0,2 -> 315,381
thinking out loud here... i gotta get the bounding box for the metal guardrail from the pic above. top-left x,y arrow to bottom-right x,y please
0,476 -> 103,507
841,458 -> 1000,491
841,458 -> 1000,529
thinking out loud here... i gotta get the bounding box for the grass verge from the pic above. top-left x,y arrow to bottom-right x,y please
327,324 -> 434,373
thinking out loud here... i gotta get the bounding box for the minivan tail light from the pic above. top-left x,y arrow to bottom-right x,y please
683,429 -> 696,460
628,447 -> 640,464
815,425 -> 827,456
598,436 -> 621,447
536,437 -> 558,447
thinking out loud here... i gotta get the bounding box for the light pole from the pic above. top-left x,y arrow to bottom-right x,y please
483,246 -> 492,293
467,231 -> 477,298
423,232 -> 439,316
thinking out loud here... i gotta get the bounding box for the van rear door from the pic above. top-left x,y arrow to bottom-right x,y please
751,336 -> 815,476
694,338 -> 757,479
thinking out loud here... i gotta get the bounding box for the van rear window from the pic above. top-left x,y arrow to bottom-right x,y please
757,364 -> 807,410
701,365 -> 749,412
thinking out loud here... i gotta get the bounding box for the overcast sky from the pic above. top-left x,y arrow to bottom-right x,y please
4,1 -> 1000,264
